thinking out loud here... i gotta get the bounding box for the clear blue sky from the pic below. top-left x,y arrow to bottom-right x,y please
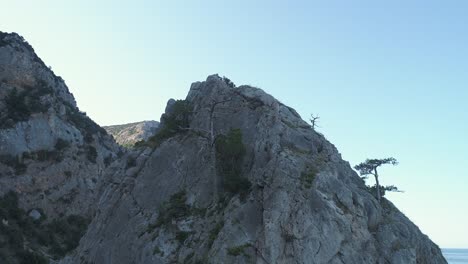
2,0 -> 467,248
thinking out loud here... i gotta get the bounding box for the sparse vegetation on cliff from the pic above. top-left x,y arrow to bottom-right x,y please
147,190 -> 191,233
65,102 -> 107,140
0,83 -> 52,129
227,243 -> 252,257
0,154 -> 27,175
301,166 -> 318,188
84,146 -> 97,163
0,191 -> 89,262
135,100 -> 192,148
0,32 -> 449,263
216,129 -> 251,198
222,76 -> 235,88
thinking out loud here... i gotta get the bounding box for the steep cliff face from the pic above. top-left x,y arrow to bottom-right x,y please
104,120 -> 159,147
62,75 -> 447,264
0,32 -> 127,263
0,32 -> 120,219
0,32 -> 446,264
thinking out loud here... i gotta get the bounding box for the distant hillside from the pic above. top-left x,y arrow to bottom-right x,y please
103,121 -> 159,147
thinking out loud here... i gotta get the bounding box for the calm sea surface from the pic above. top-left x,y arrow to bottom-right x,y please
443,249 -> 468,264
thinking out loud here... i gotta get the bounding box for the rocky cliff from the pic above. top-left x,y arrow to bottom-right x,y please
0,32 -> 447,264
104,121 -> 159,147
63,75 -> 447,264
0,32 -> 121,263
0,31 -> 122,218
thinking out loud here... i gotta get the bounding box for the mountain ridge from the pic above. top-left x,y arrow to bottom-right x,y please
65,75 -> 447,264
0,31 -> 122,263
0,31 -> 447,264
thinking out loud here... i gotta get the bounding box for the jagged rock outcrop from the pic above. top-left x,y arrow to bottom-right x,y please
0,31 -> 447,264
104,120 -> 159,147
0,31 -> 127,263
0,32 -> 121,219
61,75 -> 447,264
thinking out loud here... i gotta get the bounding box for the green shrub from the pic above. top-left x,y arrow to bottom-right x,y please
46,215 -> 90,257
64,103 -> 106,140
0,32 -> 9,47
227,243 -> 252,256
14,163 -> 27,175
300,166 -> 318,189
35,150 -> 50,162
153,246 -> 162,256
64,171 -> 72,178
216,129 -> 251,197
0,154 -> 17,167
55,138 -> 70,151
133,140 -> 146,148
147,190 -> 191,232
104,154 -> 113,167
175,231 -> 192,243
0,191 -> 89,262
137,100 -> 192,148
366,184 -> 399,198
0,191 -> 21,220
4,88 -> 31,123
126,156 -> 137,169
0,83 -> 52,129
161,100 -> 192,132
183,252 -> 195,263
17,251 -> 48,264
207,220 -> 224,248
222,76 -> 235,88
86,146 -> 97,163
9,149 -> 63,164
0,154 -> 27,175
34,80 -> 54,97
34,149 -> 61,162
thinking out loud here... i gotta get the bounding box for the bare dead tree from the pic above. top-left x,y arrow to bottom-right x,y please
310,114 -> 320,130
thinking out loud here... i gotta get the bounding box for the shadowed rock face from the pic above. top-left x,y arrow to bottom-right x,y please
104,120 -> 159,147
0,32 -> 447,264
62,75 -> 447,264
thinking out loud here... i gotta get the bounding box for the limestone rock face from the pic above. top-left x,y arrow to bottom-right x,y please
62,75 -> 447,264
0,32 -> 120,219
0,31 -> 448,264
104,120 -> 159,147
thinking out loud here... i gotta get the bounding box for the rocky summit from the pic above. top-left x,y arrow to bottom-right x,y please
0,32 -> 447,264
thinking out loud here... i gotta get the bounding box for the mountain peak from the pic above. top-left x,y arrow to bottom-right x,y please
66,75 -> 445,264
0,34 -> 447,264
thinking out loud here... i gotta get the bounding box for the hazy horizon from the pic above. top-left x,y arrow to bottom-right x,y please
2,0 -> 467,248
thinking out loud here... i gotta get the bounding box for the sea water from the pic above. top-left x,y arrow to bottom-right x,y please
443,249 -> 468,264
